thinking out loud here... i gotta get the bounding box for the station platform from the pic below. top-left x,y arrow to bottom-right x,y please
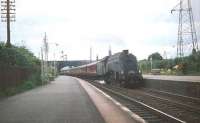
143,75 -> 200,99
143,74 -> 200,82
0,76 -> 139,123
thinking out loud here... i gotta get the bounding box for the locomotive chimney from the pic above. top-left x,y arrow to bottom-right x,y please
123,50 -> 129,55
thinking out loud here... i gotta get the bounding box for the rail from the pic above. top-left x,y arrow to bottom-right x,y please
89,81 -> 185,123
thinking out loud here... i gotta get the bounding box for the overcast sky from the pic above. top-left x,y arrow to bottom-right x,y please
0,0 -> 199,60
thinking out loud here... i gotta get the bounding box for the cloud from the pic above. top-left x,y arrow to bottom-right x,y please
92,34 -> 126,47
0,0 -> 199,60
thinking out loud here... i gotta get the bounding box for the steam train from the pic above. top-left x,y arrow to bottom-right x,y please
60,50 -> 143,87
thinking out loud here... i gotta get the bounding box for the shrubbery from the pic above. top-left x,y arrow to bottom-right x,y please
0,42 -> 41,96
139,51 -> 200,75
0,42 -> 40,68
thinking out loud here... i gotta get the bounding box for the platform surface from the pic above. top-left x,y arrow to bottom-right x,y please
0,76 -> 105,123
143,74 -> 200,82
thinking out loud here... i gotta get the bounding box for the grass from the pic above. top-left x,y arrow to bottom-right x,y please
0,81 -> 36,97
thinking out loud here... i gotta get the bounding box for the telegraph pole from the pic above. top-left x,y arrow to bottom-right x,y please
1,0 -> 16,47
6,0 -> 10,46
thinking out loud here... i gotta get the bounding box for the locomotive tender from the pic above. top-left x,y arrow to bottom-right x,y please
61,50 -> 142,87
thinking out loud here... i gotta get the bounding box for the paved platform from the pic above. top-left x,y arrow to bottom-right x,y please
143,75 -> 200,82
0,76 -> 139,123
0,76 -> 105,123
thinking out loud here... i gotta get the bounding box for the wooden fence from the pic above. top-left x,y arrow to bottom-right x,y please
0,66 -> 31,89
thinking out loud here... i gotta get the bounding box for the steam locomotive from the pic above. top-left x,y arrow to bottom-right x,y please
60,50 -> 143,87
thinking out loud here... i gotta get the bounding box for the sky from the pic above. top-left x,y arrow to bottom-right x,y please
0,0 -> 200,60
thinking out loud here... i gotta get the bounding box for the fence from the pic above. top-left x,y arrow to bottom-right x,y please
0,66 -> 31,89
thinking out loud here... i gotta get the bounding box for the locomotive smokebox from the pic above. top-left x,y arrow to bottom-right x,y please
123,50 -> 129,55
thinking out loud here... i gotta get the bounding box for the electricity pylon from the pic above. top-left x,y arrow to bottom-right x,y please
1,0 -> 16,47
171,0 -> 198,58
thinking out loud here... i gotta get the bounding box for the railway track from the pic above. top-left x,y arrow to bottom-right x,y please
89,80 -> 185,123
89,80 -> 200,123
139,88 -> 200,112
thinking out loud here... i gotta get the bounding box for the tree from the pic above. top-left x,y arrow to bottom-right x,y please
148,52 -> 163,61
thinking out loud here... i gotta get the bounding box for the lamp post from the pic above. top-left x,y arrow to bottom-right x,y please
49,43 -> 59,77
150,57 -> 153,72
41,47 -> 44,85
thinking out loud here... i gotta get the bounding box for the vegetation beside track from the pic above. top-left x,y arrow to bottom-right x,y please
0,42 -> 43,97
139,51 -> 200,75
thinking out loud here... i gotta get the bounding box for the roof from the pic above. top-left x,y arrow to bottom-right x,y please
60,60 -> 102,71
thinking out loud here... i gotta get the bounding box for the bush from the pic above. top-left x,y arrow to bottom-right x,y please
0,42 -> 40,68
139,51 -> 200,75
21,81 -> 36,90
0,42 -> 42,96
139,59 -> 151,73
